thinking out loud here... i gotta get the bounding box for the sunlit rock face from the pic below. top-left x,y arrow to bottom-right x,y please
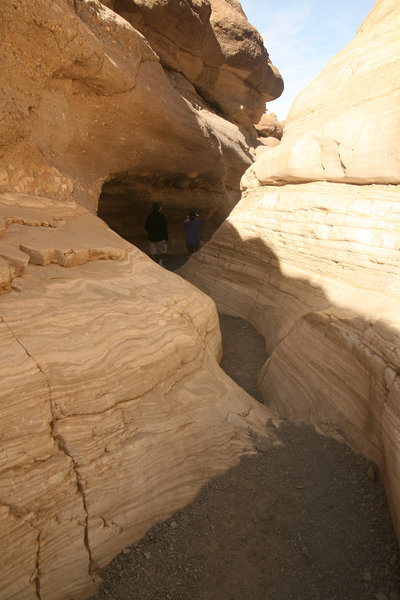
254,112 -> 283,140
242,0 -> 400,188
0,0 -> 282,252
180,0 -> 400,540
253,112 -> 283,158
0,191 -> 274,600
0,1 -> 281,598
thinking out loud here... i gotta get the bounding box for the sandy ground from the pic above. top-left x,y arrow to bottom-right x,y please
89,256 -> 400,600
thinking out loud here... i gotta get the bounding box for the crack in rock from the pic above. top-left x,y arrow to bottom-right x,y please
1,316 -> 96,586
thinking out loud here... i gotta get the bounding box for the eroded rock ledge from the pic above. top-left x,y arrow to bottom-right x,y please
0,193 -> 127,293
180,0 -> 400,542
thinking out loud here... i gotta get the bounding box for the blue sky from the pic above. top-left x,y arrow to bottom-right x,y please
239,0 -> 376,119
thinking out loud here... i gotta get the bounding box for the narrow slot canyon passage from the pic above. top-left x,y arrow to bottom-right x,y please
90,303 -> 400,600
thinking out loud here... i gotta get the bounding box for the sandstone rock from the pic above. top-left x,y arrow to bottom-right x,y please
258,136 -> 281,148
180,0 -> 400,542
103,0 -> 283,128
254,136 -> 281,159
242,0 -> 400,188
0,0 -> 282,252
0,192 -> 126,292
254,112 -> 284,140
0,2 -> 283,598
0,193 -> 275,600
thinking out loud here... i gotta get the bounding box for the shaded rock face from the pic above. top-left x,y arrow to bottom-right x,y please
0,0 -> 282,252
103,0 -> 283,127
180,0 -> 400,542
0,2 -> 281,599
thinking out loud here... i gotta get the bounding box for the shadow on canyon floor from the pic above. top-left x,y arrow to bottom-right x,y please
177,222 -> 400,459
89,255 -> 400,600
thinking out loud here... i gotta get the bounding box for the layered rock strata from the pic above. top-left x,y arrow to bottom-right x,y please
180,0 -> 400,540
0,2 -> 282,597
0,0 -> 282,252
0,2 -> 282,598
0,192 -> 274,600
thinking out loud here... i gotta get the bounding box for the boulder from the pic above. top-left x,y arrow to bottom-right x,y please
180,0 -> 400,542
254,112 -> 284,140
103,0 -> 283,128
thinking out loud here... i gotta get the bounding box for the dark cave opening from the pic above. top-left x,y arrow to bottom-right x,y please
98,177 -> 153,254
98,174 -> 235,255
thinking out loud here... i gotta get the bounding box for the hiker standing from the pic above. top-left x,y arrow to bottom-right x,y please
145,202 -> 168,266
184,208 -> 216,254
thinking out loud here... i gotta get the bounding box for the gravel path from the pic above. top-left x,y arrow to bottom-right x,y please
89,258 -> 400,600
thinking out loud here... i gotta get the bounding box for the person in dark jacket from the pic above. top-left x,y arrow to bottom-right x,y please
145,202 -> 168,266
184,207 -> 216,254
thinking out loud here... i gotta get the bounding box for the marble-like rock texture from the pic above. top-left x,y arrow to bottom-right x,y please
0,0 -> 282,252
0,192 -> 274,600
180,0 -> 400,541
0,3 -> 282,597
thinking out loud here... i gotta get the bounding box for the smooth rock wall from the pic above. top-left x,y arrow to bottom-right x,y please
180,0 -> 400,540
242,0 -> 400,188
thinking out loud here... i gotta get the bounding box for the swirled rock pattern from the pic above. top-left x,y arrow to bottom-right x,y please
0,193 -> 274,600
0,1 -> 282,598
0,2 -> 282,597
180,0 -> 400,541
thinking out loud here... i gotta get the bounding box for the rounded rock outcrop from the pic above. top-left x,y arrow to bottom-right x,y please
181,0 -> 400,545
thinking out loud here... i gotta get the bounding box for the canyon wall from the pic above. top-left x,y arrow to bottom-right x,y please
0,193 -> 276,600
0,1 -> 281,599
0,0 -> 282,252
180,0 -> 400,539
